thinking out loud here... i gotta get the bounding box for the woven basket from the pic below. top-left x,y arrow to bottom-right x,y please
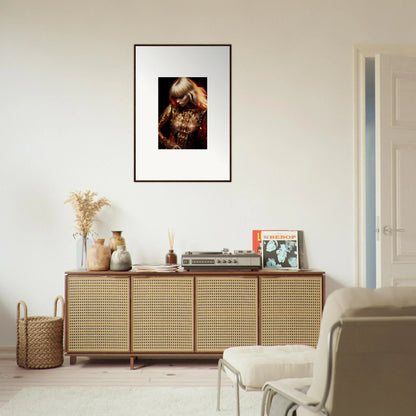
16,296 -> 64,369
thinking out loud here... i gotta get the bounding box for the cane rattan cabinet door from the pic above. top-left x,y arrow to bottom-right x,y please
195,276 -> 258,352
260,275 -> 323,347
66,275 -> 130,353
131,276 -> 194,352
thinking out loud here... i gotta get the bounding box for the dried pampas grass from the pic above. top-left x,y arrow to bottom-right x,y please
65,190 -> 111,239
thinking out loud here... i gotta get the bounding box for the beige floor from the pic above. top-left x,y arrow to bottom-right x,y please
0,351 -> 232,408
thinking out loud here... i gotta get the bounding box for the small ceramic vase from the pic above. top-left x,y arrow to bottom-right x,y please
165,249 -> 177,265
108,231 -> 126,253
110,245 -> 132,271
87,239 -> 111,271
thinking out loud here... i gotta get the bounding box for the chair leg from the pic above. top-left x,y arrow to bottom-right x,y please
260,388 -> 267,416
216,358 -> 241,416
235,382 -> 240,416
260,386 -> 273,416
217,359 -> 223,411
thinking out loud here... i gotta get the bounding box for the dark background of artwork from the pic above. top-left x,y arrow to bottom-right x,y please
158,77 -> 208,149
158,77 -> 208,116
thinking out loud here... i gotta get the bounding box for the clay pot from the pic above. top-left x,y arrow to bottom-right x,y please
86,239 -> 111,271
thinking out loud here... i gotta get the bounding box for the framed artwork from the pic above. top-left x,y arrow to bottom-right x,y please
134,44 -> 231,182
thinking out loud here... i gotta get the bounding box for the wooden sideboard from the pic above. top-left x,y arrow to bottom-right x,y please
65,270 -> 325,369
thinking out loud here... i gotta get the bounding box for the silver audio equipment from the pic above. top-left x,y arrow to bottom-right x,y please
181,248 -> 261,271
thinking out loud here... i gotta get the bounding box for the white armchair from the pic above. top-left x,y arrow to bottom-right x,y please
261,286 -> 416,416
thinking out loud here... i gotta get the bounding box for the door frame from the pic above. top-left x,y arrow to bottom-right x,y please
353,45 -> 416,288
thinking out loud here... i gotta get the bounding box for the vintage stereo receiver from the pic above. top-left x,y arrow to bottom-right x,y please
181,249 -> 262,271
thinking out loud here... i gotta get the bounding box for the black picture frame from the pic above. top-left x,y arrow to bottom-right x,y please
134,44 -> 231,182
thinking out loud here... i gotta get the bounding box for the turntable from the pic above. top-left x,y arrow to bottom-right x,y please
181,248 -> 261,271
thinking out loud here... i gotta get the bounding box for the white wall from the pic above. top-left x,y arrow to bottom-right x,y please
1,0 -> 416,346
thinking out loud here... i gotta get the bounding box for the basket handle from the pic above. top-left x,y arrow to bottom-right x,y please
16,300 -> 29,368
17,300 -> 28,322
54,295 -> 65,319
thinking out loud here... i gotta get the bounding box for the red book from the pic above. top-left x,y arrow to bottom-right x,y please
252,229 -> 264,254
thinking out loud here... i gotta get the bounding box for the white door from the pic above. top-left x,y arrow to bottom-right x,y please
376,54 -> 416,287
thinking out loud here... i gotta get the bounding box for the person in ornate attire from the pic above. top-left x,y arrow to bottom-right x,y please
158,77 -> 207,149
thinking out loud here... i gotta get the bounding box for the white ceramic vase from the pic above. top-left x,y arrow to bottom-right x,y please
110,245 -> 132,271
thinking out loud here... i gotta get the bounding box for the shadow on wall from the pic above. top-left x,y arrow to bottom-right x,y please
299,231 -> 308,270
0,299 -> 17,347
325,276 -> 345,298
300,233 -> 345,298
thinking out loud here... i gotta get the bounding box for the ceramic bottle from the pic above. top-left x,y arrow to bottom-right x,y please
110,245 -> 132,271
108,231 -> 126,253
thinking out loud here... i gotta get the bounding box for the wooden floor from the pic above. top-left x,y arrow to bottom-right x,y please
0,350 -> 232,408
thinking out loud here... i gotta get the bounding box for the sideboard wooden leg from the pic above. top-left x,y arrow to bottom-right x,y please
130,356 -> 135,370
70,356 -> 77,365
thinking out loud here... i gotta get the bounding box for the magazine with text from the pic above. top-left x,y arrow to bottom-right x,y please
253,230 -> 299,269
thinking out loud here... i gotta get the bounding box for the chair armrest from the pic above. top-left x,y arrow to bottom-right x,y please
263,378 -> 317,407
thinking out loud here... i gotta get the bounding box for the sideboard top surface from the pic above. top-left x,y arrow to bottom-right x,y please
65,269 -> 325,276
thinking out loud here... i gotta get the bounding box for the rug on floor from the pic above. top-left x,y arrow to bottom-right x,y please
0,386 -> 263,416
